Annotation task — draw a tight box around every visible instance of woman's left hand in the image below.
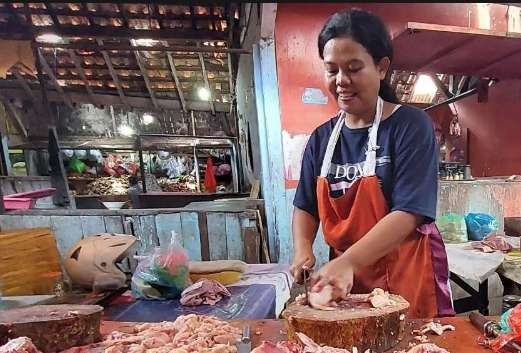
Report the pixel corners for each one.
[309,256,355,301]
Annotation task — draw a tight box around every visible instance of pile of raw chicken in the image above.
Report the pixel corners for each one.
[0,315,241,353]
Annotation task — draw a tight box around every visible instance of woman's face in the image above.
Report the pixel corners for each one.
[322,37,390,116]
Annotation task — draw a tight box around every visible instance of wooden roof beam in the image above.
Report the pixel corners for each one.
[68,49,96,104]
[1,97,28,138]
[13,71,38,105]
[197,47,215,114]
[37,42,250,54]
[166,51,187,112]
[37,50,74,109]
[134,50,159,109]
[13,7,226,21]
[0,86,231,112]
[97,38,127,106]
[32,27,228,41]
[429,74,453,99]
[116,3,129,29]
[45,4,62,32]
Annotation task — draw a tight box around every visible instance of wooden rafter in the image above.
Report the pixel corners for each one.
[81,2,94,27]
[154,4,163,29]
[429,74,453,99]
[68,49,96,104]
[116,3,130,29]
[37,50,73,109]
[13,71,37,104]
[97,38,127,106]
[5,75,230,85]
[45,4,61,31]
[197,45,215,114]
[36,42,250,54]
[0,85,231,112]
[1,97,28,138]
[11,7,226,21]
[166,51,187,112]
[134,50,159,109]
[30,27,228,41]
[456,76,469,95]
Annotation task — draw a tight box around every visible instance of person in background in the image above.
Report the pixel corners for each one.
[128,176,141,209]
[290,8,454,318]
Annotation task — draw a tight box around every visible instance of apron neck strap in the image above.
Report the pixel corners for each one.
[319,97,385,178]
[363,96,384,176]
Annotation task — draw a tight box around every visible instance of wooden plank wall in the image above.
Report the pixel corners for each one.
[0,211,260,263]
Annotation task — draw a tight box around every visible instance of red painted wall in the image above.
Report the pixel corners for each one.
[275,3,517,183]
[454,80,521,176]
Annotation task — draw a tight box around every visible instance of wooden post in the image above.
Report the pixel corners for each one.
[0,103,11,176]
[0,178,4,214]
[32,41,54,127]
[48,127,73,208]
[136,136,147,193]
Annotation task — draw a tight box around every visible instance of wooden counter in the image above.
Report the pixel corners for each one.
[101,317,488,353]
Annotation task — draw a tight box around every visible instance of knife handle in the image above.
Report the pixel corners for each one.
[470,311,490,331]
[242,326,251,342]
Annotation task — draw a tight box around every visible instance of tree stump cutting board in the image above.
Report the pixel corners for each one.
[282,294,409,353]
[0,305,103,353]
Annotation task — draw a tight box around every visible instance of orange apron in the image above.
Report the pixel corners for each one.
[317,97,454,319]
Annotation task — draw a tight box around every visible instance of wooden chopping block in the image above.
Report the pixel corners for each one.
[0,305,103,353]
[282,294,409,353]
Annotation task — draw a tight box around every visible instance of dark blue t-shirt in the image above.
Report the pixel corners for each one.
[293,105,438,223]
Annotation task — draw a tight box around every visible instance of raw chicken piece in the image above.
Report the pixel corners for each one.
[405,343,450,353]
[295,333,350,353]
[308,285,337,311]
[295,293,308,305]
[368,288,395,308]
[180,280,231,306]
[251,341,302,353]
[0,337,42,353]
[416,322,455,336]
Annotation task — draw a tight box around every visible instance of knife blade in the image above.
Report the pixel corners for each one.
[303,268,310,305]
[236,325,251,353]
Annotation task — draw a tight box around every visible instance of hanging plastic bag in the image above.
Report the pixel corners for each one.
[437,213,468,243]
[204,157,217,193]
[131,231,191,300]
[465,213,498,241]
[69,157,87,174]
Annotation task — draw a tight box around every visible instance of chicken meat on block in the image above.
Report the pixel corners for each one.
[299,287,398,311]
[0,338,42,353]
[61,315,241,353]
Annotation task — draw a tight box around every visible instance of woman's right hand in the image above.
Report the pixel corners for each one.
[290,247,316,284]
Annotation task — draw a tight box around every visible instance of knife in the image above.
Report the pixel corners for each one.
[303,268,310,305]
[236,325,251,353]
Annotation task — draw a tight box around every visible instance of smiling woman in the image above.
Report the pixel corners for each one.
[289,8,454,319]
[318,10,399,124]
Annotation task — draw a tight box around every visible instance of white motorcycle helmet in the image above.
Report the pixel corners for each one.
[64,234,137,291]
